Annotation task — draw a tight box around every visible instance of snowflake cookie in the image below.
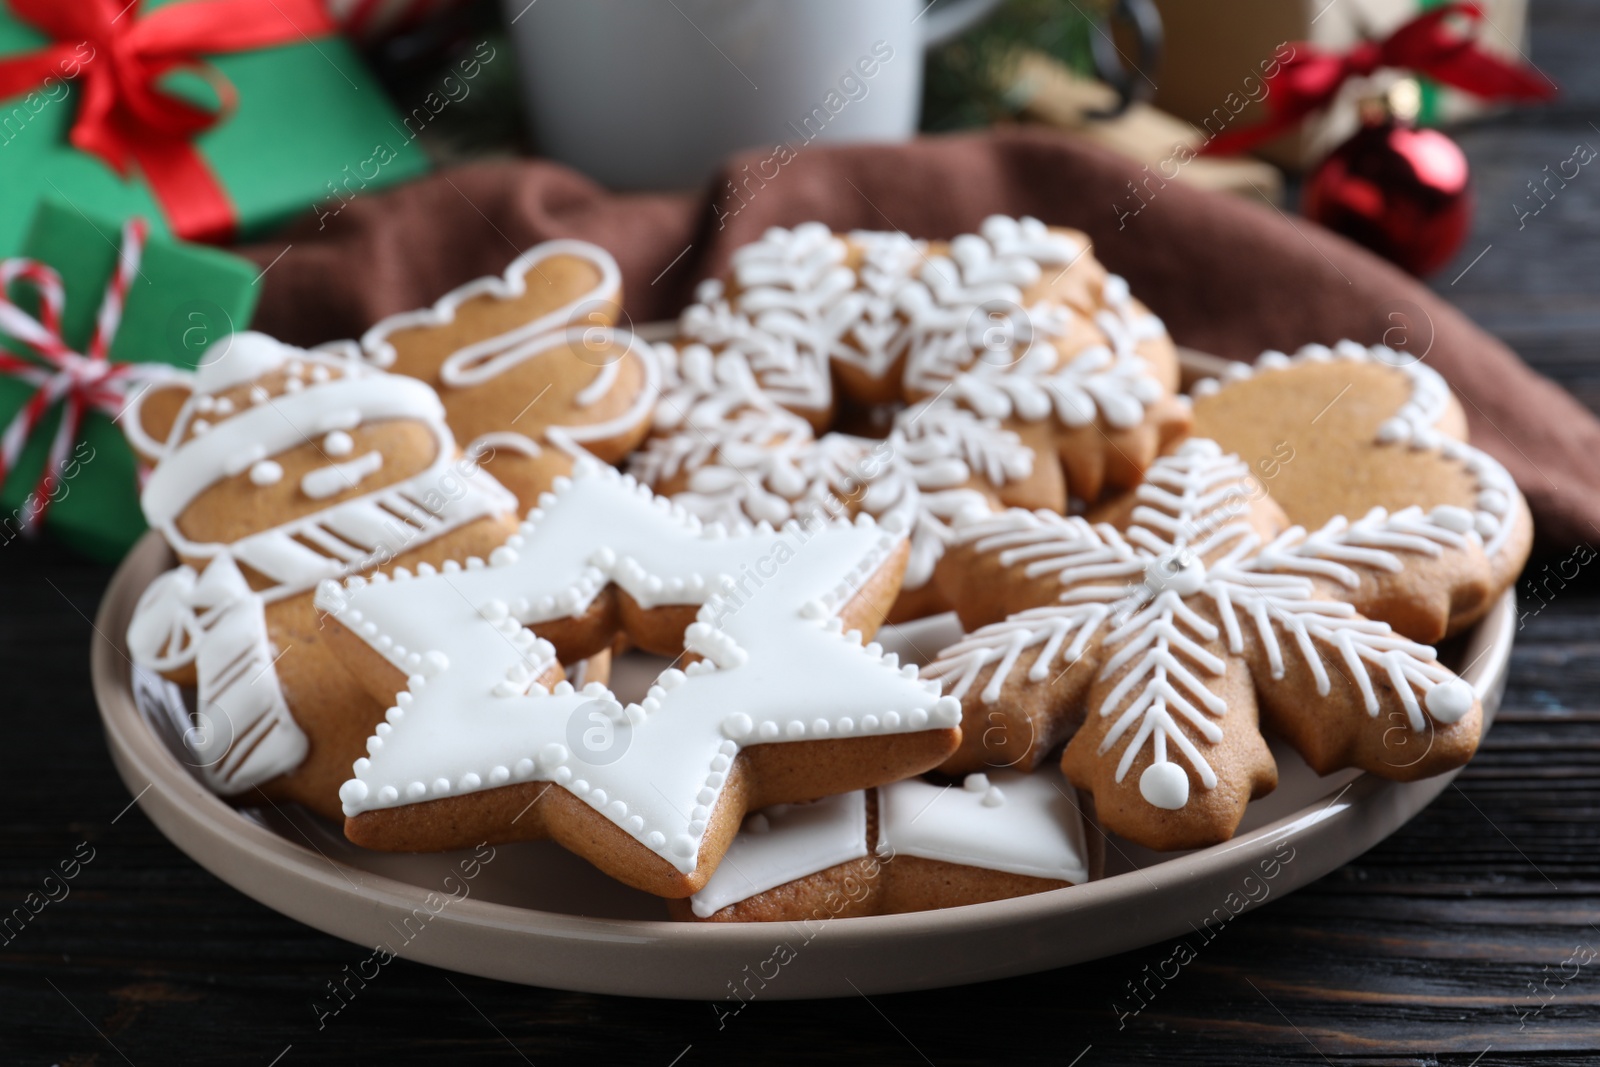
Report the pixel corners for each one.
[314,459,963,897]
[672,768,1097,922]
[330,239,659,514]
[121,333,522,819]
[926,438,1492,850]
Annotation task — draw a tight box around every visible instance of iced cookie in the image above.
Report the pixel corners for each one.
[632,346,1049,620]
[122,333,521,818]
[332,240,659,512]
[315,460,965,897]
[1189,341,1532,639]
[673,768,1097,922]
[640,218,1190,622]
[928,440,1485,851]
[677,216,1189,504]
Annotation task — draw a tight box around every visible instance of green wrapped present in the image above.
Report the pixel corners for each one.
[0,200,259,560]
[0,0,429,255]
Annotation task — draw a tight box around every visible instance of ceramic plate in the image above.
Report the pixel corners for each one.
[92,521,1512,998]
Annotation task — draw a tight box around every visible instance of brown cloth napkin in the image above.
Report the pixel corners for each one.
[242,127,1599,554]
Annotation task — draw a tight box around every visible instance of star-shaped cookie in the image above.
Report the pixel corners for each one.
[316,460,964,897]
[673,767,1097,922]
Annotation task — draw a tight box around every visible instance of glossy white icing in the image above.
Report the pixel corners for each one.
[317,460,961,877]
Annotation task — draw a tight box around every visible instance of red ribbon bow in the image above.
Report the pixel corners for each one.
[0,219,176,531]
[1204,3,1556,157]
[0,0,336,242]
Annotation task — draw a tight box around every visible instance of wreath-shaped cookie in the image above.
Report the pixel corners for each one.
[925,343,1531,850]
[633,217,1191,619]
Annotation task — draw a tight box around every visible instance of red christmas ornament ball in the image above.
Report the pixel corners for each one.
[1303,118,1473,276]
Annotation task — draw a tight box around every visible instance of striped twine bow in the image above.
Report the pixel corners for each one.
[0,218,167,532]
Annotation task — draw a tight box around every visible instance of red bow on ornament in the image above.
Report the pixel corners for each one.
[1203,3,1555,157]
[0,0,336,242]
[0,219,175,530]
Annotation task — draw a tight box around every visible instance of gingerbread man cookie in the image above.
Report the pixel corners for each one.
[122,333,521,818]
[333,240,660,512]
[673,767,1097,922]
[315,459,964,897]
[928,438,1488,850]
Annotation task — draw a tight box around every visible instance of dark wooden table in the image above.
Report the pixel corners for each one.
[7,6,1600,1066]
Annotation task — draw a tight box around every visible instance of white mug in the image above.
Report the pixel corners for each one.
[503,0,1002,190]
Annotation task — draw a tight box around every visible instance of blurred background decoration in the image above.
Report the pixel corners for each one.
[1153,0,1532,169]
[0,0,1554,557]
[323,0,483,47]
[335,0,1545,266]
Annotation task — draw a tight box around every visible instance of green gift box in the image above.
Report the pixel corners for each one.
[0,0,429,256]
[0,200,259,561]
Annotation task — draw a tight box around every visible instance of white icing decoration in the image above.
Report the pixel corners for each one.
[633,349,1034,593]
[248,460,283,486]
[689,767,1090,915]
[942,342,1164,429]
[194,331,303,394]
[355,239,619,373]
[924,440,1476,811]
[876,768,1090,883]
[678,222,845,413]
[443,327,661,457]
[320,461,960,876]
[323,430,354,456]
[1139,760,1189,809]
[126,557,307,794]
[1425,678,1474,724]
[328,238,660,456]
[137,335,515,604]
[675,215,1167,433]
[127,336,522,800]
[300,451,384,500]
[633,216,1177,613]
[646,216,1174,603]
[143,364,438,529]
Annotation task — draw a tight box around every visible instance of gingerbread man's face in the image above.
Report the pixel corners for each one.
[126,332,515,600]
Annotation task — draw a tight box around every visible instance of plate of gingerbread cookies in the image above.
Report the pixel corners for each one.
[91,218,1527,998]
